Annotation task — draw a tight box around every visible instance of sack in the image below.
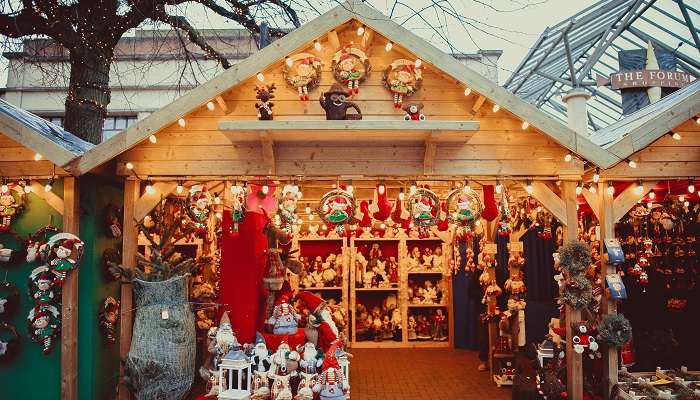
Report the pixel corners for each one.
[125,276,195,400]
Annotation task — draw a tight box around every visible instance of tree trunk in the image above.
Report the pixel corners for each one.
[63,46,113,144]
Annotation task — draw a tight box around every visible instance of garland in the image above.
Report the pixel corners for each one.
[598,314,633,347]
[559,275,593,309]
[558,241,591,276]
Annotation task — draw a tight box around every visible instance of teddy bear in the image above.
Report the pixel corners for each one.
[402,102,426,121]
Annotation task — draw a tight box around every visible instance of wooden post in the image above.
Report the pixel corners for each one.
[598,182,617,399]
[119,179,140,400]
[61,177,80,400]
[561,180,583,400]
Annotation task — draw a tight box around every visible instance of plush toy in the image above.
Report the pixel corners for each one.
[298,342,323,374]
[269,294,300,335]
[571,321,600,359]
[331,43,369,94]
[296,371,319,400]
[252,332,271,373]
[268,341,300,378]
[29,267,56,305]
[98,297,120,346]
[255,84,276,120]
[319,83,362,120]
[0,185,23,231]
[313,341,348,400]
[387,256,399,285]
[402,102,425,120]
[251,370,271,400]
[186,185,212,234]
[27,305,60,354]
[44,234,84,285]
[422,280,438,304]
[270,373,293,400]
[283,53,322,101]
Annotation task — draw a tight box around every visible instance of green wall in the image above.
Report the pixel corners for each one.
[0,180,64,399]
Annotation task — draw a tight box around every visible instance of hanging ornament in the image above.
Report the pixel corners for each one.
[408,188,440,236]
[382,59,423,108]
[277,184,301,236]
[446,187,483,227]
[28,266,57,305]
[0,184,25,232]
[230,185,247,233]
[317,188,356,234]
[98,297,120,346]
[25,225,61,263]
[42,233,84,285]
[254,84,276,120]
[283,53,322,101]
[27,304,60,355]
[187,185,213,235]
[497,190,512,237]
[331,43,370,94]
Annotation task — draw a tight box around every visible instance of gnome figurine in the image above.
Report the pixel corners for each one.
[251,332,271,373]
[313,341,348,400]
[319,83,362,120]
[268,294,300,335]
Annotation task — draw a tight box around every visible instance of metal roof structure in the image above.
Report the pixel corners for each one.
[503,0,700,132]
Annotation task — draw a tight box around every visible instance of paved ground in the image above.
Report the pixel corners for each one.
[348,348,511,400]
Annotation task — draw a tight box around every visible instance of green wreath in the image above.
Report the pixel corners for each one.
[559,275,592,309]
[559,241,591,276]
[598,314,632,347]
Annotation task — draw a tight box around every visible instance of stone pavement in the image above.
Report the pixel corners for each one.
[348,348,511,400]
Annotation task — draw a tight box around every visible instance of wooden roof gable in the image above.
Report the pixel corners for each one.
[71,0,616,176]
[0,98,93,171]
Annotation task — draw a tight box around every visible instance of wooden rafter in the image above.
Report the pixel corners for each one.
[423,131,439,175]
[259,131,276,175]
[517,180,567,225]
[30,181,65,214]
[612,180,659,223]
[360,27,375,51]
[581,187,600,220]
[472,95,486,113]
[215,96,231,114]
[61,177,79,400]
[133,182,177,221]
[328,29,340,50]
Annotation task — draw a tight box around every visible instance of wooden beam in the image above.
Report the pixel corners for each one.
[328,29,341,50]
[597,182,617,399]
[517,181,567,226]
[423,131,438,174]
[61,177,79,400]
[215,96,231,114]
[612,180,659,223]
[0,117,81,167]
[581,187,600,220]
[561,181,578,240]
[30,181,65,214]
[119,179,140,400]
[472,95,486,113]
[259,131,276,175]
[133,182,177,221]
[360,28,375,51]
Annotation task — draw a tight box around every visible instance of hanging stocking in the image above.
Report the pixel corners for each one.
[481,185,499,222]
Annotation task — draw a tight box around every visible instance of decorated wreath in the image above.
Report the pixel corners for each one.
[0,321,19,359]
[0,183,26,232]
[283,52,322,101]
[186,185,213,232]
[28,265,58,305]
[558,240,591,276]
[27,304,60,355]
[408,188,441,237]
[445,188,483,227]
[40,233,84,285]
[331,43,370,94]
[597,313,633,347]
[382,59,423,108]
[559,275,593,309]
[317,188,356,232]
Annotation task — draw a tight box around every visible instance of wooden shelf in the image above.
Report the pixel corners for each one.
[351,340,450,349]
[301,286,343,290]
[355,287,400,292]
[353,237,401,241]
[219,120,480,143]
[407,270,445,275]
[407,303,448,308]
[405,237,444,241]
[298,237,345,241]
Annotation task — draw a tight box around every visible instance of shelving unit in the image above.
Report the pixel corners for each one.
[349,235,453,348]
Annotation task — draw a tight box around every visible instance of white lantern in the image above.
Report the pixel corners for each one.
[217,348,253,399]
[338,350,351,399]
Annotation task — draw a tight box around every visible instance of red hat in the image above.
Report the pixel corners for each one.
[297,291,324,313]
[60,239,78,249]
[322,340,341,370]
[34,308,50,319]
[275,293,290,306]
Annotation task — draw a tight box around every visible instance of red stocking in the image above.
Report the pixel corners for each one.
[482,185,499,222]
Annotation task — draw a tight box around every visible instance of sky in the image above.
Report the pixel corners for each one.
[0,0,600,86]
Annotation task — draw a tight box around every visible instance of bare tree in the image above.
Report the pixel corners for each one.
[0,1,305,144]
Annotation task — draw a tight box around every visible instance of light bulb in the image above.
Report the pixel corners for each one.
[399,191,405,201]
[463,87,472,96]
[475,219,481,226]
[463,184,471,193]
[378,184,385,195]
[207,101,215,111]
[385,41,393,52]
[262,185,269,195]
[176,184,184,194]
[679,195,685,202]
[672,132,681,140]
[297,191,303,200]
[647,202,653,208]
[145,183,155,195]
[314,41,322,51]
[214,194,221,204]
[521,121,529,130]
[689,180,696,193]
[296,219,303,225]
[148,134,157,144]
[44,183,52,192]
[684,200,690,207]
[607,184,615,196]
[492,104,500,113]
[305,206,311,214]
[285,57,293,67]
[23,183,32,193]
[0,184,7,193]
[309,214,314,220]
[216,212,223,219]
[648,191,656,200]
[380,223,386,229]
[525,182,534,194]
[588,185,597,193]
[627,159,637,169]
[634,184,644,196]
[356,25,365,36]
[125,162,134,170]
[256,72,265,82]
[410,184,417,195]
[564,153,573,162]
[696,117,700,125]
[178,118,186,127]
[593,169,600,183]
[414,59,422,68]
[346,184,354,194]
[495,182,503,194]
[34,153,42,161]
[321,224,327,230]
[575,184,582,195]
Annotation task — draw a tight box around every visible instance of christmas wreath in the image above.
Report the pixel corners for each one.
[317,188,356,230]
[597,314,632,347]
[559,275,593,309]
[445,188,483,227]
[558,241,591,276]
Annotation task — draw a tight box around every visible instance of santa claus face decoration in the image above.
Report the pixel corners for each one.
[331,43,370,94]
[317,188,356,233]
[283,53,323,101]
[446,188,483,227]
[408,188,440,227]
[383,59,423,108]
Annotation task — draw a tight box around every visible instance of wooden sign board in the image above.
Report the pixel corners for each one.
[483,243,498,254]
[508,241,523,252]
[597,70,694,90]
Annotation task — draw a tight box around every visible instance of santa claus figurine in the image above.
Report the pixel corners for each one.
[313,340,348,400]
[268,294,300,335]
[298,342,323,374]
[297,291,341,352]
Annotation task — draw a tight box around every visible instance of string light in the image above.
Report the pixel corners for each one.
[385,41,393,52]
[321,224,327,230]
[213,192,221,204]
[696,117,700,125]
[463,180,471,193]
[414,59,422,68]
[521,121,529,130]
[34,153,42,161]
[564,153,573,162]
[525,180,534,195]
[634,180,644,196]
[410,181,417,195]
[309,214,314,221]
[648,191,656,200]
[378,181,386,195]
[285,57,293,67]
[125,162,134,170]
[256,72,265,82]
[145,180,155,195]
[492,104,500,113]
[207,101,215,111]
[627,159,637,169]
[176,182,184,194]
[463,87,472,96]
[607,182,615,196]
[379,223,386,229]
[44,179,54,193]
[305,206,311,214]
[20,181,31,193]
[588,184,597,193]
[262,184,269,195]
[679,195,685,202]
[0,183,7,193]
[592,168,600,183]
[356,25,365,36]
[346,182,354,194]
[399,189,405,201]
[684,200,690,207]
[495,180,503,194]
[177,118,186,127]
[671,132,682,140]
[314,40,322,51]
[689,179,695,194]
[148,134,157,144]
[575,182,582,195]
